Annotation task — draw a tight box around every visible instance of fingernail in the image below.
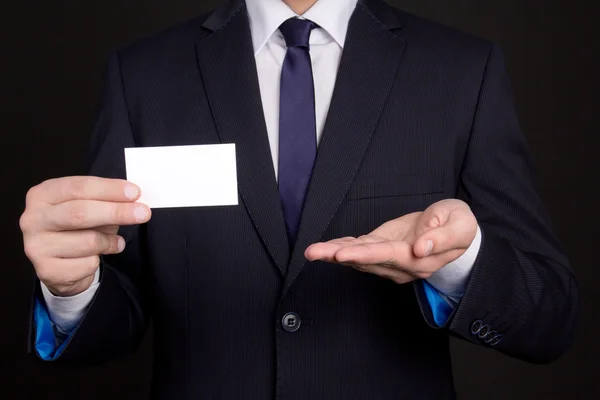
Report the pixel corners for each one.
[124,184,139,200]
[134,206,149,222]
[117,237,126,253]
[424,240,434,256]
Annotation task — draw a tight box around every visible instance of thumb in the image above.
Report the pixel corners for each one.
[413,207,476,258]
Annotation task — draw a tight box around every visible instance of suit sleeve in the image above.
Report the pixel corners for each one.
[415,43,580,364]
[28,52,151,365]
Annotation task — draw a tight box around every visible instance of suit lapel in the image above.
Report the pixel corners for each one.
[196,1,290,276]
[282,0,406,295]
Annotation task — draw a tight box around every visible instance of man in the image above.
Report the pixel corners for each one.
[20,0,579,398]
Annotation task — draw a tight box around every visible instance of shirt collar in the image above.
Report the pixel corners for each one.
[245,0,358,54]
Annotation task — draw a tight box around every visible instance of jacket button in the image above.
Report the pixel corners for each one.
[471,320,483,335]
[282,312,301,333]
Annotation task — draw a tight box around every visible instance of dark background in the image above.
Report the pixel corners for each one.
[2,0,598,398]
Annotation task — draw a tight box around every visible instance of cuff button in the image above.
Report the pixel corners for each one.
[490,334,504,346]
[484,331,498,343]
[471,320,483,335]
[477,324,490,339]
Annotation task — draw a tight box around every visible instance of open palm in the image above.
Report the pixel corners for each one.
[305,199,478,284]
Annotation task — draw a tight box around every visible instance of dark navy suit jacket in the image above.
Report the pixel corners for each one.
[30,0,579,398]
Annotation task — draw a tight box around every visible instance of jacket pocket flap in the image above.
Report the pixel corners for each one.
[347,173,445,200]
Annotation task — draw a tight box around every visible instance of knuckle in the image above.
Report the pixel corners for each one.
[68,203,88,226]
[427,215,442,228]
[19,212,32,232]
[112,203,122,223]
[87,255,101,271]
[86,232,105,253]
[113,203,128,224]
[35,264,57,285]
[108,236,120,253]
[23,238,40,260]
[67,177,88,199]
[25,184,44,205]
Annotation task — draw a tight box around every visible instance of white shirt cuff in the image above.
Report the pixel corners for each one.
[425,225,482,301]
[40,268,101,333]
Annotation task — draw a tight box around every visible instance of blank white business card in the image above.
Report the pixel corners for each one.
[125,144,238,209]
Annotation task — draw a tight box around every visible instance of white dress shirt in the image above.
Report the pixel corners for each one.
[42,0,482,333]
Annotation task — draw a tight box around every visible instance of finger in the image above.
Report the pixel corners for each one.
[33,231,125,258]
[413,201,452,238]
[35,256,101,289]
[329,237,358,243]
[43,200,151,231]
[369,212,422,241]
[334,240,414,266]
[306,234,393,261]
[28,176,141,206]
[340,249,464,280]
[413,208,476,258]
[305,241,349,261]
[95,225,120,235]
[351,263,416,285]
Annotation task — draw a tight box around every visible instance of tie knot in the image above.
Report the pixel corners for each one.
[279,18,316,49]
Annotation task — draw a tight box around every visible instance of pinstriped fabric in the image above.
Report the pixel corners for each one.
[282,4,407,297]
[29,0,578,399]
[197,1,292,276]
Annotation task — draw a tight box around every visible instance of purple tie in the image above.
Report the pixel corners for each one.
[278,18,317,246]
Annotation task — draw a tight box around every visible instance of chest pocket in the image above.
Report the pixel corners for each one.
[347,173,445,200]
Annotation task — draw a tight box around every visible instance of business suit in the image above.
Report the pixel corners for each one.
[29,0,579,398]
